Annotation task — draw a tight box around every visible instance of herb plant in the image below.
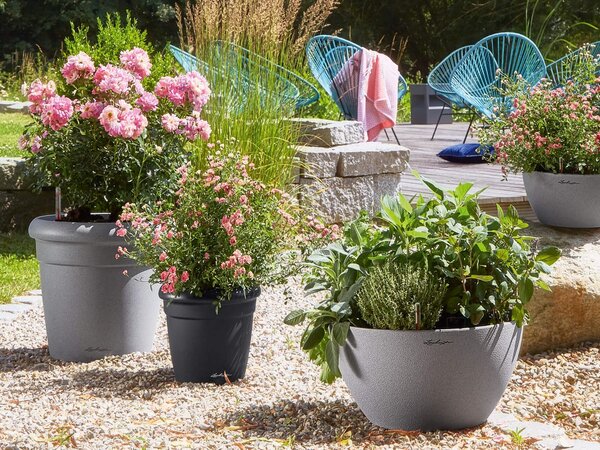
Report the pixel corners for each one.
[356,260,446,331]
[285,177,561,383]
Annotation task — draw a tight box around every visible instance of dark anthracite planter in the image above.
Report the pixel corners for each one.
[28,215,160,362]
[339,322,523,431]
[160,287,259,383]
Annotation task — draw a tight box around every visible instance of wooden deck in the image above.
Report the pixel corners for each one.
[380,122,537,221]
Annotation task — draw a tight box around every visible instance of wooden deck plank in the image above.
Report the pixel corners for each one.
[378,122,538,221]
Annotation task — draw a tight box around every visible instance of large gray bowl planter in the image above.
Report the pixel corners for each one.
[339,323,522,431]
[523,172,600,228]
[29,215,160,362]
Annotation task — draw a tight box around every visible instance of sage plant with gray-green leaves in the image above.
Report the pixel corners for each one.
[285,176,561,383]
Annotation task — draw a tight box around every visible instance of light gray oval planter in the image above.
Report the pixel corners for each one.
[523,172,600,228]
[29,215,160,362]
[340,322,522,431]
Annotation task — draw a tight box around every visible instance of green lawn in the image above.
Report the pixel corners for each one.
[0,233,39,304]
[0,113,31,158]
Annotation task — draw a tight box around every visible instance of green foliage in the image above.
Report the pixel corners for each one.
[22,18,198,219]
[63,12,175,87]
[356,260,446,330]
[0,233,39,304]
[188,43,301,188]
[0,113,31,157]
[285,177,561,383]
[121,151,321,302]
[478,51,600,175]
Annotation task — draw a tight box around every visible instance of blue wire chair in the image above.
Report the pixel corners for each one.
[546,41,600,88]
[305,35,408,143]
[450,32,547,119]
[169,43,320,112]
[427,45,475,142]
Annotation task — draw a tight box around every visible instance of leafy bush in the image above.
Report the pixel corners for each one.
[21,46,209,220]
[63,12,175,87]
[479,48,600,176]
[356,260,446,330]
[285,177,561,383]
[120,150,339,303]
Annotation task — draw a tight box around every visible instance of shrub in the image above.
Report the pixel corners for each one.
[119,150,339,303]
[21,46,210,220]
[478,47,600,176]
[285,177,561,383]
[356,260,446,330]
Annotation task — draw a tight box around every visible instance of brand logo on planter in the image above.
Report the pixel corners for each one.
[85,347,110,352]
[424,339,453,346]
[558,179,580,185]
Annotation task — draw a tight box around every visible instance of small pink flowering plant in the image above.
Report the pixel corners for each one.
[117,150,339,302]
[21,47,211,221]
[479,49,600,176]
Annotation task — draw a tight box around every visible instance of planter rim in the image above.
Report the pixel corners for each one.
[160,286,261,304]
[349,321,518,334]
[524,171,600,177]
[29,214,122,244]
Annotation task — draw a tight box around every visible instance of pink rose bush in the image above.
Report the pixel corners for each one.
[21,47,212,220]
[479,49,600,176]
[118,150,338,302]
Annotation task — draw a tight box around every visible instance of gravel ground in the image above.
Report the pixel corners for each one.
[0,277,598,449]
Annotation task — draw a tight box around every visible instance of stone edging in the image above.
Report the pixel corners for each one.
[0,100,31,113]
[0,290,43,322]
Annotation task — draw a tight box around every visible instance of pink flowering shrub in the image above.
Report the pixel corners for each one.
[21,46,212,220]
[118,150,338,302]
[479,50,600,176]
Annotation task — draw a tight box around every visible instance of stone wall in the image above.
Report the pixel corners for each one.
[521,223,600,355]
[0,157,54,232]
[292,119,410,223]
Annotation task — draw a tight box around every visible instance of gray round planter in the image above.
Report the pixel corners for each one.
[523,172,600,228]
[340,322,523,431]
[29,215,160,362]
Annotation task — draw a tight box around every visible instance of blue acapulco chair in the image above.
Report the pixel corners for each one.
[305,35,408,144]
[427,45,476,143]
[169,43,319,112]
[450,32,547,119]
[546,41,600,88]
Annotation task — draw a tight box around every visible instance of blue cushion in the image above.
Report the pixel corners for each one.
[437,143,493,164]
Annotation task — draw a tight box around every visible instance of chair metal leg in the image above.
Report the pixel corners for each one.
[431,102,446,141]
[463,113,475,144]
[390,127,400,145]
[384,129,390,141]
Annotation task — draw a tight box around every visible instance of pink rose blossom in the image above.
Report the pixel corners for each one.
[80,101,105,119]
[161,113,181,132]
[136,92,158,112]
[181,271,189,282]
[99,106,122,137]
[116,228,127,237]
[159,251,167,262]
[30,136,43,154]
[27,80,56,114]
[120,47,152,79]
[93,64,134,95]
[61,52,95,84]
[41,95,73,131]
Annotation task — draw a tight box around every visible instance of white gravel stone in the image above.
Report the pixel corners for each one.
[0,277,598,448]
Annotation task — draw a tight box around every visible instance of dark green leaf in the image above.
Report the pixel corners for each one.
[283,310,306,326]
[535,246,561,266]
[518,278,534,303]
[326,339,341,377]
[302,326,325,350]
[332,322,350,346]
